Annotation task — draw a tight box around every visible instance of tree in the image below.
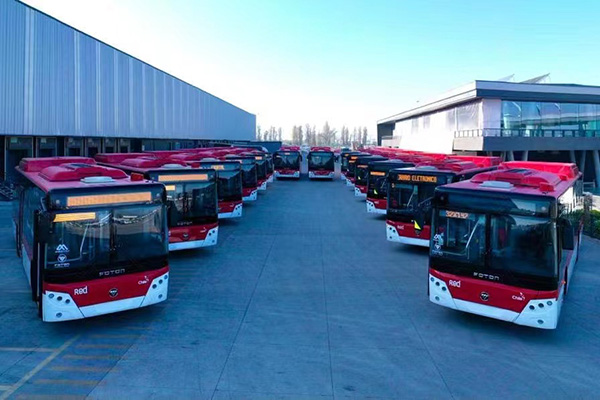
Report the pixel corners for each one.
[318,121,337,146]
[361,127,368,146]
[256,125,262,141]
[277,127,283,142]
[340,126,350,146]
[298,125,304,145]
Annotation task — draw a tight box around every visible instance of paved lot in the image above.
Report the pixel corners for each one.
[1,174,600,399]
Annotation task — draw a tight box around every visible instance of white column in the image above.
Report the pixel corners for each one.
[569,150,576,164]
[507,151,515,161]
[521,151,528,161]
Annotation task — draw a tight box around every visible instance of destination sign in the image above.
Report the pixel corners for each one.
[158,174,209,182]
[445,211,470,219]
[370,171,386,177]
[396,174,438,183]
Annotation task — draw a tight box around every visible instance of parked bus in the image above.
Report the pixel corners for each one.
[243,153,269,190]
[224,155,259,201]
[166,153,244,219]
[353,155,388,198]
[307,147,335,179]
[14,157,169,322]
[345,153,370,187]
[386,156,500,246]
[365,160,415,214]
[428,161,583,329]
[273,146,302,179]
[95,155,219,251]
[340,151,360,182]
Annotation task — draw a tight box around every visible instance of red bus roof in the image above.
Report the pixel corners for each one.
[448,161,580,197]
[95,153,152,163]
[16,157,157,193]
[447,155,502,168]
[278,146,301,151]
[415,159,486,173]
[310,146,332,152]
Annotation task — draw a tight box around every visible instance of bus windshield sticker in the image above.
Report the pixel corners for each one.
[57,253,67,263]
[446,211,470,219]
[397,174,438,183]
[55,244,69,254]
[432,232,444,255]
[212,165,225,170]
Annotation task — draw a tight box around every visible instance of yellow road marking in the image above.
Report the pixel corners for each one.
[0,347,56,352]
[33,379,98,386]
[0,335,80,400]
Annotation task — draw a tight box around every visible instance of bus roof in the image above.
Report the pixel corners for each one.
[310,146,332,152]
[368,160,415,170]
[440,161,581,198]
[16,157,157,193]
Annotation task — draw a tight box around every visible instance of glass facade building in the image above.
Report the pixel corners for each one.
[501,101,600,137]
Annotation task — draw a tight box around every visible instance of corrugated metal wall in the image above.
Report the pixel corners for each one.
[0,0,256,140]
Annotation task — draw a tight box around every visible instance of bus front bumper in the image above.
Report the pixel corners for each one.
[42,268,169,322]
[428,273,560,329]
[275,171,300,179]
[386,221,429,247]
[309,171,334,179]
[354,186,367,198]
[169,224,219,251]
[366,198,387,214]
[218,201,243,219]
[243,188,258,201]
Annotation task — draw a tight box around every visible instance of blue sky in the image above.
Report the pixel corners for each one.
[23,0,600,139]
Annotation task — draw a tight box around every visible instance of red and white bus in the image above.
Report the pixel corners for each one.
[365,160,415,214]
[386,156,500,246]
[242,152,269,190]
[428,161,583,329]
[353,155,388,198]
[224,155,259,201]
[307,147,335,179]
[340,150,361,182]
[345,152,370,187]
[165,152,244,219]
[273,146,302,179]
[95,154,219,251]
[14,157,169,322]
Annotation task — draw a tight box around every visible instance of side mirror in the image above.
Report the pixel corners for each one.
[561,218,575,250]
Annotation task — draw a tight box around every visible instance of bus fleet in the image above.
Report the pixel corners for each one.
[11,145,585,329]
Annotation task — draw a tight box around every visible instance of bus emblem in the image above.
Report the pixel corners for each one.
[480,292,490,302]
[109,288,118,298]
[57,254,67,263]
[55,244,69,253]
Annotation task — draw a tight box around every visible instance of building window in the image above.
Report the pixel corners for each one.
[501,100,600,137]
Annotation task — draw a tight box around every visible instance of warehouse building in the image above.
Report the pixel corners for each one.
[377,79,600,186]
[0,0,256,183]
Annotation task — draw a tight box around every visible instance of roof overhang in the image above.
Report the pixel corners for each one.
[378,80,600,125]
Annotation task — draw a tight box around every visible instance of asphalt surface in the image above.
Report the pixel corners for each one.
[1,172,600,399]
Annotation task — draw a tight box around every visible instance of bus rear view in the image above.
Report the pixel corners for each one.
[428,161,583,329]
[14,157,169,322]
[307,147,335,179]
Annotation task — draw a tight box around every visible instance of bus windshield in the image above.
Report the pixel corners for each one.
[241,164,258,187]
[367,172,388,198]
[274,153,300,169]
[45,204,167,281]
[217,171,242,201]
[388,182,437,222]
[430,209,557,290]
[166,182,217,225]
[309,153,334,170]
[355,166,369,185]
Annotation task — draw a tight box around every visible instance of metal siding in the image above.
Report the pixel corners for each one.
[0,0,255,140]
